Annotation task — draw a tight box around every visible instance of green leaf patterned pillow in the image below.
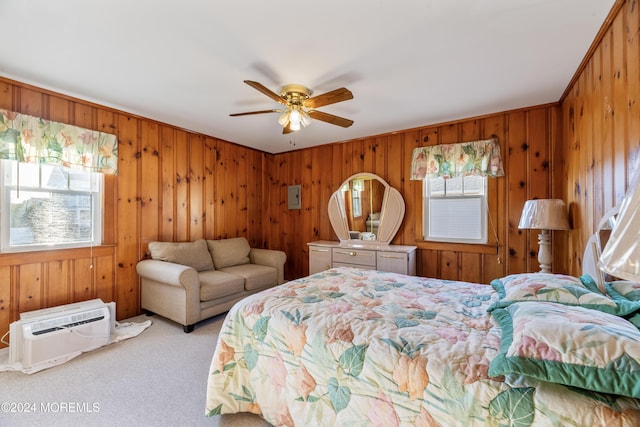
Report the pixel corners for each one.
[603,280,640,301]
[489,301,640,399]
[580,275,640,316]
[488,273,640,316]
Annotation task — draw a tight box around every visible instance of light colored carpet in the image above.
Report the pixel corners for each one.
[0,313,272,427]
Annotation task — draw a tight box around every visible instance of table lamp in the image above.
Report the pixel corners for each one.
[518,199,571,273]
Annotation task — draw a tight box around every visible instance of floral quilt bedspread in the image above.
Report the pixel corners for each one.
[206,267,640,426]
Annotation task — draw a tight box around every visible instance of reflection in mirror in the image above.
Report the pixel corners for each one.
[328,172,405,246]
[341,177,385,236]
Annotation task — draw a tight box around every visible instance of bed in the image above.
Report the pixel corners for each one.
[205,266,640,426]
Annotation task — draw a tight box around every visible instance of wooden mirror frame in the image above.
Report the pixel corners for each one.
[328,173,405,245]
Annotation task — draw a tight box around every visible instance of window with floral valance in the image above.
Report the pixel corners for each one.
[410,137,504,180]
[0,108,118,175]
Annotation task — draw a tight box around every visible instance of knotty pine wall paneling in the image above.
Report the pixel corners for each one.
[266,104,560,281]
[175,129,190,242]
[115,113,141,320]
[397,132,418,249]
[458,120,483,283]
[481,114,508,282]
[160,125,176,240]
[140,121,161,245]
[560,0,640,277]
[0,77,268,346]
[505,111,529,274]
[0,266,9,343]
[628,0,640,183]
[46,260,71,309]
[189,134,205,241]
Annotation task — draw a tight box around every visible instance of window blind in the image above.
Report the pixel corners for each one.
[426,196,487,243]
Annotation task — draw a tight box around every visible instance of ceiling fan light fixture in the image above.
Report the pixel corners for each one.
[289,120,302,132]
[300,110,312,127]
[289,108,302,125]
[278,110,290,127]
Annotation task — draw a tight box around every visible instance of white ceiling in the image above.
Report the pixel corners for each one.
[0,0,615,154]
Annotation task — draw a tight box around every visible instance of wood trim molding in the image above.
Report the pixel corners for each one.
[416,240,499,255]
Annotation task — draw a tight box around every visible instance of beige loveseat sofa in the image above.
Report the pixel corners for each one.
[136,237,286,332]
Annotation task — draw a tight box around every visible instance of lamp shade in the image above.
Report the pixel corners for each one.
[518,199,571,230]
[599,168,640,281]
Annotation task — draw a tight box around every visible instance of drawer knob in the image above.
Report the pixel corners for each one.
[349,251,356,256]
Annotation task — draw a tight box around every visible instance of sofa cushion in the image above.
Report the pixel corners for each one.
[148,239,214,272]
[207,237,251,269]
[198,270,244,301]
[218,264,278,291]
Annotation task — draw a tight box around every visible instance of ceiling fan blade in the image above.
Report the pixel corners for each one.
[303,87,353,109]
[282,122,293,134]
[244,80,288,105]
[308,110,354,128]
[230,109,280,117]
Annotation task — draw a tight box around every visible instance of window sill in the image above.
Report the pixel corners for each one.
[0,244,116,266]
[416,240,499,255]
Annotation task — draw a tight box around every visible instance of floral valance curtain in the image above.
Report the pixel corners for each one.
[410,137,504,180]
[0,108,118,174]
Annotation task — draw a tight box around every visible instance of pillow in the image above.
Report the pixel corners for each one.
[488,273,627,315]
[605,280,640,301]
[207,237,251,269]
[606,281,640,329]
[148,239,214,272]
[489,301,640,399]
[580,275,640,316]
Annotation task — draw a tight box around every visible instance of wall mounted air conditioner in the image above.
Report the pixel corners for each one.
[8,298,114,371]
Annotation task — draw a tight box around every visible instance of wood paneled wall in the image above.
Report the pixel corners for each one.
[0,78,267,344]
[265,104,562,281]
[560,0,640,277]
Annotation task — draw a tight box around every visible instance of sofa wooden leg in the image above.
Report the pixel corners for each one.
[183,324,194,333]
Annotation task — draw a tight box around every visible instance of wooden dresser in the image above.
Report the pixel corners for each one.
[307,240,416,276]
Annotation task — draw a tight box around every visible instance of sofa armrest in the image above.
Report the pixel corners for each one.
[136,259,200,291]
[136,259,202,328]
[250,248,287,284]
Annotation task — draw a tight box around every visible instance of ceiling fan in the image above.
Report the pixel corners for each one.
[230,80,354,134]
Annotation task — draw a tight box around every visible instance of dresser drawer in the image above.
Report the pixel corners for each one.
[377,251,409,275]
[332,248,376,267]
[332,262,376,271]
[308,246,332,275]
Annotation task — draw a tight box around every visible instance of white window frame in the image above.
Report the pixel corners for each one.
[0,160,103,253]
[423,175,488,244]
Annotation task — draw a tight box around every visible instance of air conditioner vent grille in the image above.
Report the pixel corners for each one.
[30,309,107,335]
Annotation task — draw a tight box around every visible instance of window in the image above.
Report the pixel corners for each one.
[423,175,487,244]
[0,160,103,252]
[351,179,364,218]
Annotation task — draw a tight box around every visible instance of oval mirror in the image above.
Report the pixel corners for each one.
[328,173,405,245]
